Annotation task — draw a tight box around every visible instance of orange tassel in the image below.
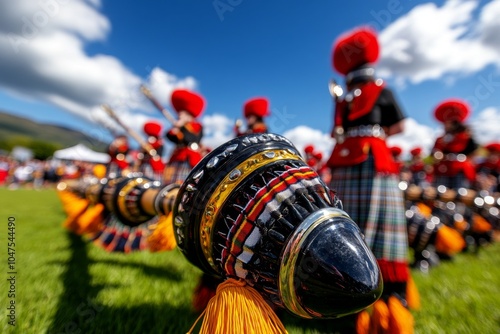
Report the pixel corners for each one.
[75,203,105,235]
[93,164,107,179]
[406,275,420,310]
[370,300,389,334]
[387,296,414,334]
[188,278,287,334]
[356,310,371,334]
[454,218,468,233]
[62,200,89,232]
[415,202,432,218]
[471,213,492,234]
[435,225,466,255]
[58,190,87,216]
[147,213,177,252]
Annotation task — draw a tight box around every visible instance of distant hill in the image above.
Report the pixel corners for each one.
[0,111,107,152]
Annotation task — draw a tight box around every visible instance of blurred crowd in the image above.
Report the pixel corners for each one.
[0,155,98,190]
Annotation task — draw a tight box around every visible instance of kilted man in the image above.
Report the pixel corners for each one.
[139,120,165,182]
[476,143,500,193]
[431,99,478,190]
[326,26,416,332]
[408,147,432,187]
[163,89,205,185]
[107,134,130,178]
[234,97,270,136]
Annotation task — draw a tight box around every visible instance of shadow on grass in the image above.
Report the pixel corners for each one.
[46,258,184,283]
[47,232,104,334]
[60,303,198,334]
[47,232,198,334]
[95,259,184,282]
[281,311,357,334]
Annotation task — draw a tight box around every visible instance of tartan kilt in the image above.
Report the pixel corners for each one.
[163,161,193,185]
[106,162,123,178]
[433,172,471,190]
[140,164,163,183]
[330,154,408,262]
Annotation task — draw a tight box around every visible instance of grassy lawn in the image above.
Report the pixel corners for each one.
[0,187,498,333]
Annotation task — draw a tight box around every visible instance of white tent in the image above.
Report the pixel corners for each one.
[54,144,110,163]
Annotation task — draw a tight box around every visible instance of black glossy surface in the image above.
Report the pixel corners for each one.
[293,218,382,318]
[173,133,301,277]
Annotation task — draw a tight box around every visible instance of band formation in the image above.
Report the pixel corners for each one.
[25,26,498,333]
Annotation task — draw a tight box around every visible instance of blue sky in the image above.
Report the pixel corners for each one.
[0,0,499,157]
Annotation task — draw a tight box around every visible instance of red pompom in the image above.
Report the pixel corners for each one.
[484,143,500,153]
[143,121,162,137]
[171,89,205,117]
[390,146,402,157]
[332,27,380,75]
[410,147,422,157]
[243,97,270,118]
[434,99,470,123]
[304,145,315,154]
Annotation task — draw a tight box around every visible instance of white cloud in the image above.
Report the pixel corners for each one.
[201,113,235,150]
[387,118,438,159]
[378,0,500,84]
[478,0,500,49]
[282,126,335,161]
[0,0,195,136]
[144,67,198,109]
[469,107,500,145]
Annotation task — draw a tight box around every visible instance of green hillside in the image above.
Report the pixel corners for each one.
[0,111,107,157]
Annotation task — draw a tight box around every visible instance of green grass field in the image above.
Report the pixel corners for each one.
[0,188,498,334]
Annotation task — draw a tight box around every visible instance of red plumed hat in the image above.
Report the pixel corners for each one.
[484,143,500,153]
[304,145,315,154]
[434,99,470,123]
[243,97,270,118]
[390,146,402,157]
[171,89,205,118]
[410,147,422,157]
[143,121,162,137]
[332,27,380,75]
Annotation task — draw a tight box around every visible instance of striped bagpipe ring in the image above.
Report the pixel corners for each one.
[100,175,161,227]
[91,174,162,252]
[406,206,439,253]
[174,133,383,319]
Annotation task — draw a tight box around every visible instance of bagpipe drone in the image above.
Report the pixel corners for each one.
[60,133,383,333]
[402,182,498,271]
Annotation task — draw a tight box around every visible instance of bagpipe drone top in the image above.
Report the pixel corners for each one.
[173,133,383,319]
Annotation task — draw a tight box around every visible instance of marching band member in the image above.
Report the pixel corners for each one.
[476,142,500,193]
[304,144,329,182]
[431,99,478,190]
[139,120,165,181]
[326,26,416,333]
[106,134,130,178]
[234,97,270,136]
[163,89,205,185]
[408,147,432,187]
[389,145,404,177]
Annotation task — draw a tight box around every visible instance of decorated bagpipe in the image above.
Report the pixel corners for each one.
[60,133,384,333]
[401,181,498,271]
[57,169,179,253]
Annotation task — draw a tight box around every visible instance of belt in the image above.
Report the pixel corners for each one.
[177,143,200,151]
[443,153,467,162]
[345,125,385,138]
